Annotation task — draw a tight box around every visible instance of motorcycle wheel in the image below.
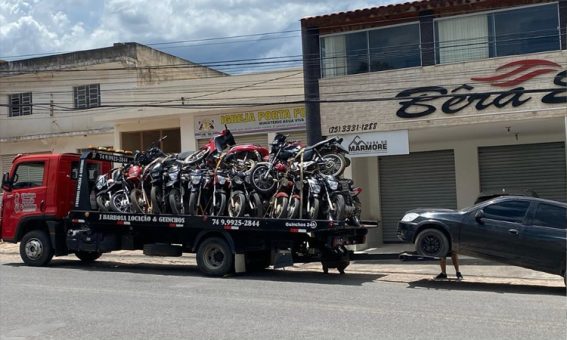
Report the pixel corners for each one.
[306,198,320,219]
[287,197,300,219]
[329,195,345,221]
[228,192,246,217]
[271,196,288,218]
[168,188,185,215]
[233,151,258,172]
[110,190,131,213]
[320,153,348,177]
[185,149,209,165]
[210,192,227,216]
[150,186,164,214]
[250,192,264,218]
[188,191,199,215]
[96,194,110,212]
[130,188,146,213]
[250,163,276,195]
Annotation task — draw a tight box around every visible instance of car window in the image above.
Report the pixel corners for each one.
[532,203,566,230]
[483,200,530,223]
[12,162,45,189]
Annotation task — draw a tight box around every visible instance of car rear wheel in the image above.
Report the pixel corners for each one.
[415,228,450,258]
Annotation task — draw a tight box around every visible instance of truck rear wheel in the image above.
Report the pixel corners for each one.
[196,237,233,276]
[20,230,54,267]
[75,251,102,263]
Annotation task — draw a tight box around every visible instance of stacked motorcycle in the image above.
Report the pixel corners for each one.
[92,126,362,225]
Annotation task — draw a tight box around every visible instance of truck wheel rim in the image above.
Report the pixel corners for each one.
[204,245,225,268]
[25,238,43,260]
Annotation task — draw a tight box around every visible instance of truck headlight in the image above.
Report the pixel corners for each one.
[401,212,419,222]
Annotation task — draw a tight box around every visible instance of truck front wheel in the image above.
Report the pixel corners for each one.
[20,230,54,267]
[196,237,233,276]
[75,251,102,263]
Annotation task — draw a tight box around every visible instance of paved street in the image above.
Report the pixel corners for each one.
[0,250,565,339]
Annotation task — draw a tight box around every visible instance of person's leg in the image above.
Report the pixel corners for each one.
[450,252,459,273]
[440,257,447,274]
[451,252,463,279]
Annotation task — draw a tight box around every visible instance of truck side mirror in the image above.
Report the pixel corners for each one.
[2,172,12,192]
[475,209,485,224]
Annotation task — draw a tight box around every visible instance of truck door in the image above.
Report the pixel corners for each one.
[1,160,48,241]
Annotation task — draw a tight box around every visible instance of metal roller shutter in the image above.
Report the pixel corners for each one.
[379,150,457,242]
[479,142,566,202]
[198,134,269,149]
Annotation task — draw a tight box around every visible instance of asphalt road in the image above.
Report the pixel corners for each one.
[0,258,565,340]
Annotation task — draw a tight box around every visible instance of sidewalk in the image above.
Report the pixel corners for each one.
[1,242,564,287]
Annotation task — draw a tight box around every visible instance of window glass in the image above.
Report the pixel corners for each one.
[321,35,346,77]
[483,200,530,223]
[532,203,566,230]
[435,4,560,63]
[494,4,560,57]
[345,31,368,75]
[436,15,489,64]
[13,162,44,189]
[369,24,421,71]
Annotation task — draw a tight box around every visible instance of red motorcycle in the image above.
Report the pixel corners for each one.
[185,125,268,171]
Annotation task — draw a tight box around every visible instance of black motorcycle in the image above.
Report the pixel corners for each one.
[228,170,264,217]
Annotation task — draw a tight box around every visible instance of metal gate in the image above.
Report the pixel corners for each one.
[378,150,457,242]
[478,142,566,202]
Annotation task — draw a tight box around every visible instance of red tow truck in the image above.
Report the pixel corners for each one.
[0,150,367,276]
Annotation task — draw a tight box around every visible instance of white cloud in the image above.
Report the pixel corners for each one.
[0,0,401,72]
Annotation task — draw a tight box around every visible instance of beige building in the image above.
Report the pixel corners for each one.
[1,43,307,177]
[301,0,567,243]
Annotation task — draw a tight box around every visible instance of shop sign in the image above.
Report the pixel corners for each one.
[396,59,566,118]
[339,130,409,158]
[195,107,306,138]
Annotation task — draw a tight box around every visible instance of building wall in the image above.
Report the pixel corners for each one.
[319,51,567,135]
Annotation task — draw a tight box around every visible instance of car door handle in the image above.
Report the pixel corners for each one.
[508,229,519,235]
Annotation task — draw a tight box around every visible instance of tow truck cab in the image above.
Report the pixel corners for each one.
[1,153,107,242]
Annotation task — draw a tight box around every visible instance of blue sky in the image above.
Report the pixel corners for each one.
[0,0,400,73]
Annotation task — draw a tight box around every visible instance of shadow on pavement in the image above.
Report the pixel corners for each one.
[3,259,384,286]
[406,278,566,296]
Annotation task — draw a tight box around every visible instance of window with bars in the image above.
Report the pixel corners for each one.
[8,92,32,117]
[74,84,101,109]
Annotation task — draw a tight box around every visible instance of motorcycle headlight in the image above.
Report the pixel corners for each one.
[191,175,202,185]
[217,176,227,185]
[95,176,106,190]
[401,212,420,222]
[309,180,321,194]
[168,172,178,181]
[326,177,338,190]
[233,176,243,185]
[168,165,179,173]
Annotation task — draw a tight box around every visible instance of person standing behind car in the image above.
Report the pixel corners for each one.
[435,250,463,280]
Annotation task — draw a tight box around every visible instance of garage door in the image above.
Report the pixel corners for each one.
[479,142,566,202]
[379,150,457,242]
